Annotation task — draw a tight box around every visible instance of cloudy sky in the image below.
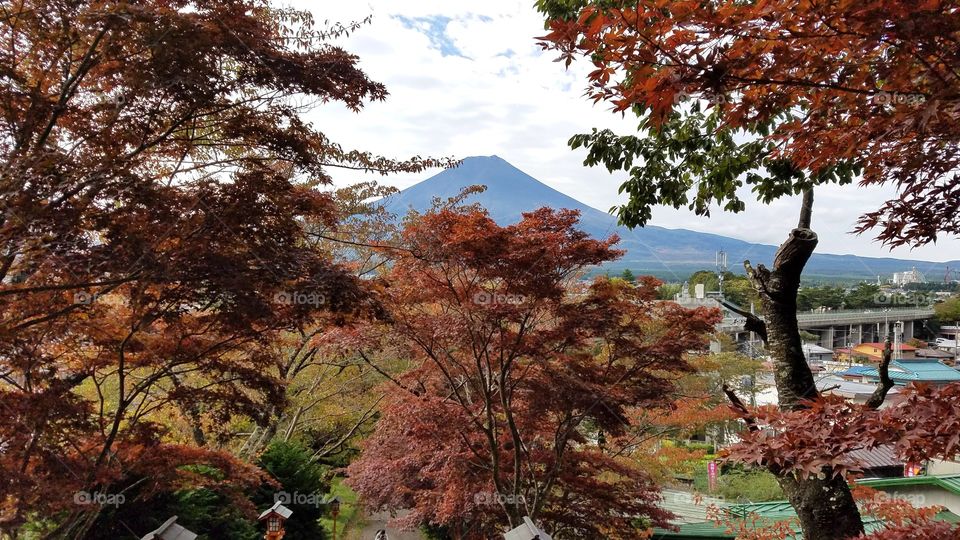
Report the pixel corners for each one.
[289,0,960,262]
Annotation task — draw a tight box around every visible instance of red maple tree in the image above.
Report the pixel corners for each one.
[537,0,960,246]
[345,205,719,538]
[0,1,448,537]
[537,2,960,537]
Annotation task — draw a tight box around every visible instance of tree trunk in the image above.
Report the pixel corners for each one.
[743,191,865,539]
[170,373,207,447]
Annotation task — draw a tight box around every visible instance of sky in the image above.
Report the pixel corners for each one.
[287,0,960,262]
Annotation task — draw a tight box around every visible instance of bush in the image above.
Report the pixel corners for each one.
[675,440,716,454]
[716,470,784,502]
[81,479,260,540]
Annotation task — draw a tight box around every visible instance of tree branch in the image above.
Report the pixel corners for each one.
[357,350,420,396]
[722,384,759,432]
[798,188,814,229]
[719,299,768,343]
[864,333,895,409]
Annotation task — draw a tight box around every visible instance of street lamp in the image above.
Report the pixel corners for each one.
[328,496,342,540]
[257,502,292,540]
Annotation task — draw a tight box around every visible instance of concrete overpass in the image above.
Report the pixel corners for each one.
[723,307,935,348]
[680,298,935,349]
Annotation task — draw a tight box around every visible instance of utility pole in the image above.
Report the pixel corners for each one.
[894,321,904,361]
[716,250,728,298]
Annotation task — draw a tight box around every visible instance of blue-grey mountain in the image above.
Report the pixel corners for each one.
[381,156,957,281]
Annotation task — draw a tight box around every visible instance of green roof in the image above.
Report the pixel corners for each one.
[652,499,960,539]
[857,474,960,496]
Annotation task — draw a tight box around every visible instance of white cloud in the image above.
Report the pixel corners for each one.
[284,0,960,262]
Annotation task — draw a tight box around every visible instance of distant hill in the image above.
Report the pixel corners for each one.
[381,156,958,282]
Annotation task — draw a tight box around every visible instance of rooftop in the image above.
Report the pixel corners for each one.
[915,348,955,359]
[840,366,875,376]
[846,445,904,472]
[802,343,834,355]
[858,342,916,351]
[857,474,960,496]
[258,501,293,521]
[139,517,197,540]
[660,490,727,524]
[843,361,960,383]
[817,376,901,400]
[652,500,960,538]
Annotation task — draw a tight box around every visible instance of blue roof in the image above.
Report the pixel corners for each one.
[854,361,960,383]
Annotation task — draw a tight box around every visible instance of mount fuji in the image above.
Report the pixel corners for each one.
[381,156,956,281]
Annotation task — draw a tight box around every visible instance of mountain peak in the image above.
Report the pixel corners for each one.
[383,156,585,223]
[445,155,528,185]
[381,157,957,280]
[461,154,506,163]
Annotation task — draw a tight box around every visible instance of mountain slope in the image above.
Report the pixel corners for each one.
[381,156,957,281]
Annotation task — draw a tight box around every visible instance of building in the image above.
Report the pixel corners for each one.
[802,343,833,372]
[818,375,901,406]
[892,267,926,286]
[940,325,960,341]
[916,347,955,364]
[839,342,917,362]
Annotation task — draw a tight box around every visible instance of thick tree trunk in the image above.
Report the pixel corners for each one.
[743,191,865,539]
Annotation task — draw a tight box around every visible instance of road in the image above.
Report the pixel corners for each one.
[353,511,425,540]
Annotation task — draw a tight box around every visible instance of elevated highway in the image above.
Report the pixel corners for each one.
[680,298,934,348]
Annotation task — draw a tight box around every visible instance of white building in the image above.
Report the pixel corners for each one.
[892,267,926,286]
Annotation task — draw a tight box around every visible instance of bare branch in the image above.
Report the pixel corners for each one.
[357,350,420,396]
[864,333,896,409]
[798,188,814,229]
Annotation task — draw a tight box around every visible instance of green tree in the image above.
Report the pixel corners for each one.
[620,268,636,282]
[716,469,785,503]
[797,286,846,311]
[688,270,719,293]
[255,441,330,540]
[686,270,758,307]
[723,278,760,309]
[845,283,883,310]
[657,283,681,300]
[84,466,261,540]
[935,296,960,325]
